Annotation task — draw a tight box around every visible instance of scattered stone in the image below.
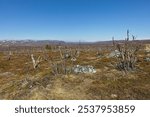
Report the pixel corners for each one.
[108,50,121,58]
[144,57,150,62]
[72,65,96,74]
[64,53,70,59]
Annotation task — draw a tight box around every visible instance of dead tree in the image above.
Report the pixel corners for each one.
[42,46,80,75]
[52,47,80,75]
[58,47,79,60]
[112,30,141,73]
[6,46,12,60]
[8,51,12,60]
[31,54,42,69]
[59,47,79,62]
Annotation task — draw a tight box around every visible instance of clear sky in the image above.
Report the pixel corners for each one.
[0,0,150,42]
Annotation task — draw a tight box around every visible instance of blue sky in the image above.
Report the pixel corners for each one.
[0,0,150,42]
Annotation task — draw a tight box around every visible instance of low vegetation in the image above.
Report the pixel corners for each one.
[0,31,150,100]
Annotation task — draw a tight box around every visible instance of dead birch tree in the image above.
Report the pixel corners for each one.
[113,30,141,73]
[31,54,42,69]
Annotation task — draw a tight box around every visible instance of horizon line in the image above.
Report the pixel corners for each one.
[0,38,150,43]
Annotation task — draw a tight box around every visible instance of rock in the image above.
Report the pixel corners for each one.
[144,57,150,62]
[108,50,121,58]
[72,65,96,74]
[64,53,70,59]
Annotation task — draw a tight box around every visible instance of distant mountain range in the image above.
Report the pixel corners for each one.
[0,40,65,46]
[0,39,150,46]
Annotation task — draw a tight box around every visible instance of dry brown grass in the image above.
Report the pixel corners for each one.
[0,46,150,100]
